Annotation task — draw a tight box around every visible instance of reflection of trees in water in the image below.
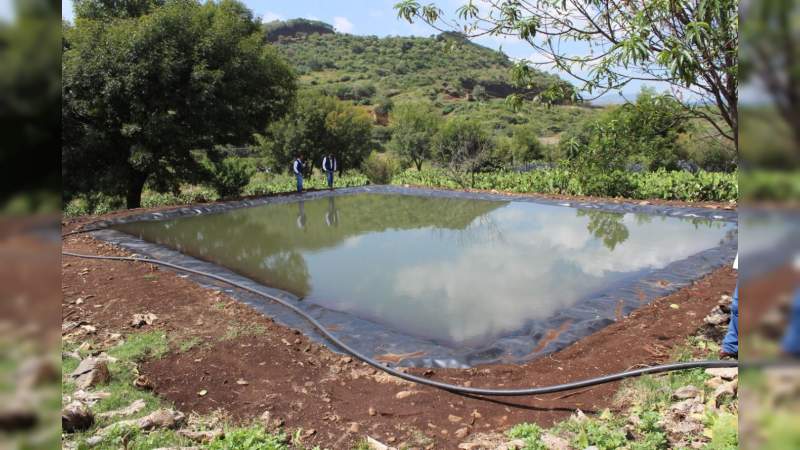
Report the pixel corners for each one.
[576,209,630,251]
[117,194,504,297]
[433,212,507,247]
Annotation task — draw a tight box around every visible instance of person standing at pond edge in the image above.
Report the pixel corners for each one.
[720,254,738,359]
[322,153,337,189]
[293,154,305,193]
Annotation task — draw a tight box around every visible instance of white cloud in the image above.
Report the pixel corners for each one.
[262,11,284,23]
[332,16,354,33]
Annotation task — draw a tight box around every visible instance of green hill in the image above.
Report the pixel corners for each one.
[266,22,571,105]
[264,20,596,142]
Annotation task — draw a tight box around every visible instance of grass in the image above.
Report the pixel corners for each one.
[61,331,322,450]
[504,333,738,450]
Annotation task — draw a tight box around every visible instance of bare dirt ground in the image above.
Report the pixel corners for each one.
[61,193,737,449]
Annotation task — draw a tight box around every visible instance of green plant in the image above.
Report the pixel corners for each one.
[207,157,256,198]
[562,411,626,450]
[207,426,289,450]
[362,152,400,184]
[506,423,547,450]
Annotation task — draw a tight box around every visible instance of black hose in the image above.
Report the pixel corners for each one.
[61,250,737,396]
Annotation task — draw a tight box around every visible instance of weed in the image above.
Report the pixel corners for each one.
[223,322,268,341]
[108,331,169,362]
[176,336,203,353]
[506,422,547,449]
[207,425,290,450]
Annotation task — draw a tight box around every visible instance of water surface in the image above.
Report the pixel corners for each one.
[115,194,733,347]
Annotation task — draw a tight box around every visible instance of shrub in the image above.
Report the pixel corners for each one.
[361,152,400,184]
[392,168,737,202]
[207,158,256,198]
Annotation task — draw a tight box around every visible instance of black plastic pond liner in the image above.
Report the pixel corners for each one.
[75,186,738,369]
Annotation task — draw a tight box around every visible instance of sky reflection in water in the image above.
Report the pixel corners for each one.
[115,194,733,346]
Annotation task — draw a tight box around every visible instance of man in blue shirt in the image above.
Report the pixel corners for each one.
[322,153,337,189]
[721,254,738,359]
[292,154,305,193]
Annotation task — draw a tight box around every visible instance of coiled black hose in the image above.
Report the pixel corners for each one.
[62,250,737,396]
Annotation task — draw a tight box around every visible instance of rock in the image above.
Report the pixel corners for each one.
[131,313,158,328]
[260,410,273,427]
[197,390,207,397]
[705,377,724,390]
[498,439,527,450]
[0,405,38,432]
[705,367,738,380]
[94,409,184,438]
[669,398,705,418]
[70,357,111,389]
[178,429,224,443]
[454,427,470,439]
[366,436,397,450]
[134,375,155,390]
[236,379,248,385]
[97,399,146,419]
[17,357,58,389]
[368,406,377,416]
[62,401,94,433]
[448,414,463,423]
[348,422,361,433]
[703,306,730,326]
[572,409,588,422]
[713,379,738,407]
[673,385,702,400]
[72,390,111,404]
[541,433,570,450]
[395,390,414,399]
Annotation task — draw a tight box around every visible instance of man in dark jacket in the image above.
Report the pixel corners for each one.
[293,154,305,193]
[322,153,337,189]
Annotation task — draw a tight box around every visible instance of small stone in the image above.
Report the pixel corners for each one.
[448,414,463,423]
[97,399,146,419]
[713,379,738,407]
[70,357,111,389]
[705,377,724,389]
[236,379,248,385]
[673,385,702,400]
[541,433,570,450]
[134,375,154,390]
[705,367,738,380]
[368,407,377,416]
[197,389,208,397]
[349,422,361,433]
[395,390,414,399]
[670,304,680,309]
[130,313,158,328]
[62,401,94,433]
[454,427,469,439]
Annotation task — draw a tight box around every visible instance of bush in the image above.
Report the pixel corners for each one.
[207,158,256,198]
[362,152,400,184]
[392,168,737,202]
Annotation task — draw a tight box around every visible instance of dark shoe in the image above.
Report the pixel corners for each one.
[719,351,738,360]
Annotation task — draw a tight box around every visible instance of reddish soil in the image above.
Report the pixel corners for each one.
[61,195,737,449]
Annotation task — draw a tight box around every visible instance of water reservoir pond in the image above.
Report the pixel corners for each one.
[114,193,734,351]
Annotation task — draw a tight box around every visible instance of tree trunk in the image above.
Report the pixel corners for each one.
[125,172,148,209]
[415,159,423,171]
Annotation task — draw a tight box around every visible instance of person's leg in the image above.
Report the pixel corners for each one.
[327,170,333,188]
[721,285,738,356]
[296,174,303,193]
[782,288,800,356]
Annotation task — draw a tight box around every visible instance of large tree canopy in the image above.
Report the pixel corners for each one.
[0,0,60,211]
[259,90,373,176]
[62,0,296,208]
[395,0,738,146]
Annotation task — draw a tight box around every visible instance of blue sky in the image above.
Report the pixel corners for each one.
[57,0,675,103]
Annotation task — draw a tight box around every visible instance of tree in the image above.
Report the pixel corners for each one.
[395,0,738,147]
[742,0,800,152]
[562,89,691,171]
[0,0,60,211]
[62,0,296,208]
[432,117,493,187]
[509,124,544,164]
[261,90,373,175]
[73,0,164,19]
[387,102,442,170]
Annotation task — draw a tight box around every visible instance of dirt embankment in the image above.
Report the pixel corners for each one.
[61,198,737,449]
